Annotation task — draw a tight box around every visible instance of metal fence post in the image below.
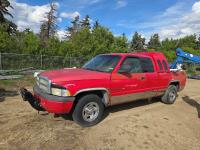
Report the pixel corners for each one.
[0,53,2,70]
[40,55,43,69]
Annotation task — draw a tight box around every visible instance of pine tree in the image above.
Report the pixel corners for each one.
[40,2,57,40]
[195,35,200,50]
[130,32,145,51]
[0,0,16,34]
[0,0,13,22]
[45,2,57,38]
[39,23,48,48]
[66,15,80,39]
[39,2,57,48]
[93,20,100,29]
[114,33,128,52]
[80,15,90,29]
[148,34,161,49]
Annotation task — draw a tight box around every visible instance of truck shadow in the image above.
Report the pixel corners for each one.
[102,97,160,121]
[182,96,200,118]
[60,98,161,122]
[0,88,19,102]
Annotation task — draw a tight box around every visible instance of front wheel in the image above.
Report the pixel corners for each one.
[72,94,104,127]
[161,85,178,104]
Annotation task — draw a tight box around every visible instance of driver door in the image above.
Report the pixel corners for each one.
[110,56,147,105]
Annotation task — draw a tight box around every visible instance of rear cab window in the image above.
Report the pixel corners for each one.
[157,60,163,72]
[162,60,169,72]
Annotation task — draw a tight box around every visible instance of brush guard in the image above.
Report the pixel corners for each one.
[20,88,45,111]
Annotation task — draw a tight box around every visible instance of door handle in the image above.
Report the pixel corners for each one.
[140,76,146,80]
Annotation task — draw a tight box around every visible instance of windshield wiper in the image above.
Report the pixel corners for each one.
[83,67,109,73]
[82,67,96,71]
[95,68,108,73]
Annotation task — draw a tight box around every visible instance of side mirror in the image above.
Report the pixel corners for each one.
[118,65,131,74]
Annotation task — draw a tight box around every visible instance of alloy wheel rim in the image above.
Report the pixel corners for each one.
[169,90,176,102]
[82,102,99,122]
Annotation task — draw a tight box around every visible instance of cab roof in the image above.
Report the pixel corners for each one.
[107,51,165,58]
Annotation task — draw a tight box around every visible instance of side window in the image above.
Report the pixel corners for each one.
[162,60,168,72]
[140,57,154,73]
[119,57,143,73]
[157,60,163,72]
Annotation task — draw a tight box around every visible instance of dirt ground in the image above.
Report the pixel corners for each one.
[0,79,200,150]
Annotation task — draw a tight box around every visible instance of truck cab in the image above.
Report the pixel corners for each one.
[20,52,186,127]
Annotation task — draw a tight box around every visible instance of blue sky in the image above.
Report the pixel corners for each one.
[10,0,200,40]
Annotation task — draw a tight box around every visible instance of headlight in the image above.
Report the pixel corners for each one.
[51,84,71,97]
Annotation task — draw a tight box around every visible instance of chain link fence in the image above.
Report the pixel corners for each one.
[0,53,88,71]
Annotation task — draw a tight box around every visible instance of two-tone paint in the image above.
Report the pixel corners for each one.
[33,52,186,114]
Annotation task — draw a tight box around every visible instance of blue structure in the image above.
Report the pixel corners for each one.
[170,48,200,69]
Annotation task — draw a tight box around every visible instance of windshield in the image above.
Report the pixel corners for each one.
[82,55,121,73]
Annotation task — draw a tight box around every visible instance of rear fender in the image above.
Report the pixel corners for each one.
[169,80,180,90]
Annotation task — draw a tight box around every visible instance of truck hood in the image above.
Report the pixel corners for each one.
[40,68,110,83]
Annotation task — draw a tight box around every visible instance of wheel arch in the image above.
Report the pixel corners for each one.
[169,80,180,90]
[74,88,110,107]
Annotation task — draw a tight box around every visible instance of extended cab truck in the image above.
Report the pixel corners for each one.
[20,52,186,127]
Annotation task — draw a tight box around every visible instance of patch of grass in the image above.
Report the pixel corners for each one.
[0,80,14,86]
[0,75,35,90]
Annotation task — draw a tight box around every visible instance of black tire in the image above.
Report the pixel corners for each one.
[72,94,104,127]
[161,85,178,104]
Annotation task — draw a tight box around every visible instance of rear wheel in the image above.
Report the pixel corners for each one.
[72,94,104,127]
[161,85,177,104]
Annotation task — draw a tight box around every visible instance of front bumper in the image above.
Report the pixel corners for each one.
[20,85,75,114]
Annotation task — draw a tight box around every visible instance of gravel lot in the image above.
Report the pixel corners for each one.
[0,79,200,150]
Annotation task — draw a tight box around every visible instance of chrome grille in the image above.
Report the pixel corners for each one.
[37,76,51,93]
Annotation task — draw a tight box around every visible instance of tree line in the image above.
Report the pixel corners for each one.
[0,0,200,62]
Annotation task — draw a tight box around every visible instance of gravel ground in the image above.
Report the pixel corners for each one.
[0,79,200,150]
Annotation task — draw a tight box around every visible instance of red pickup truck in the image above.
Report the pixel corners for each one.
[20,52,186,127]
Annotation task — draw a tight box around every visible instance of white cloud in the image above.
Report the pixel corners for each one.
[118,1,200,40]
[158,1,200,39]
[90,0,101,5]
[77,0,101,6]
[192,1,200,13]
[8,0,61,33]
[162,2,187,17]
[60,11,80,19]
[115,0,127,9]
[57,17,62,23]
[57,30,66,40]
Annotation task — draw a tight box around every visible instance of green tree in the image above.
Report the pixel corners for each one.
[39,23,48,49]
[80,15,90,29]
[66,15,80,39]
[0,0,16,34]
[39,2,57,50]
[130,32,145,51]
[93,20,100,29]
[195,36,200,50]
[177,35,196,49]
[68,28,92,57]
[161,38,178,51]
[22,30,40,54]
[40,2,57,40]
[113,33,128,52]
[91,25,115,55]
[45,37,61,55]
[0,0,13,22]
[0,28,12,52]
[148,34,161,49]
